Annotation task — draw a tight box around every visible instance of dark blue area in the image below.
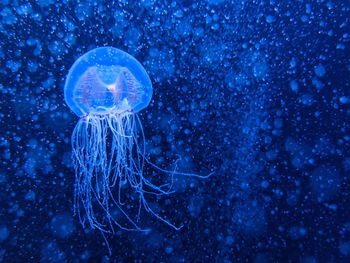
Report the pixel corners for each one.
[0,0,349,262]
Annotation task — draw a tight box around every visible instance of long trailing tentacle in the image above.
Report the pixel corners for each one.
[71,111,213,233]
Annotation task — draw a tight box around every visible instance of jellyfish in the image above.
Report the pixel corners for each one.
[64,47,209,235]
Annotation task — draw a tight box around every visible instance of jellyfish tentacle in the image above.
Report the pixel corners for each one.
[72,110,208,234]
[127,114,184,229]
[73,115,150,232]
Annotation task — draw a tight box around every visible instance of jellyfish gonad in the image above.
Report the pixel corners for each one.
[64,47,209,234]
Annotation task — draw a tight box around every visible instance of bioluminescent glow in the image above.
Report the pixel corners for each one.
[64,47,209,236]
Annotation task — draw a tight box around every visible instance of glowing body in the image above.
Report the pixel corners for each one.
[64,47,152,117]
[64,47,208,239]
[64,47,171,233]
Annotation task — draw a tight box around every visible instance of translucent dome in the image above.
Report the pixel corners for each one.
[64,47,153,117]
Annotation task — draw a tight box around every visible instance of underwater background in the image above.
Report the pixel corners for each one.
[0,0,349,262]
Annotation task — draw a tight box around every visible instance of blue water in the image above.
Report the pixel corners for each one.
[0,0,349,262]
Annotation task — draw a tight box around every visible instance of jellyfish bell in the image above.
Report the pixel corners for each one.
[64,47,152,117]
[64,47,212,240]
